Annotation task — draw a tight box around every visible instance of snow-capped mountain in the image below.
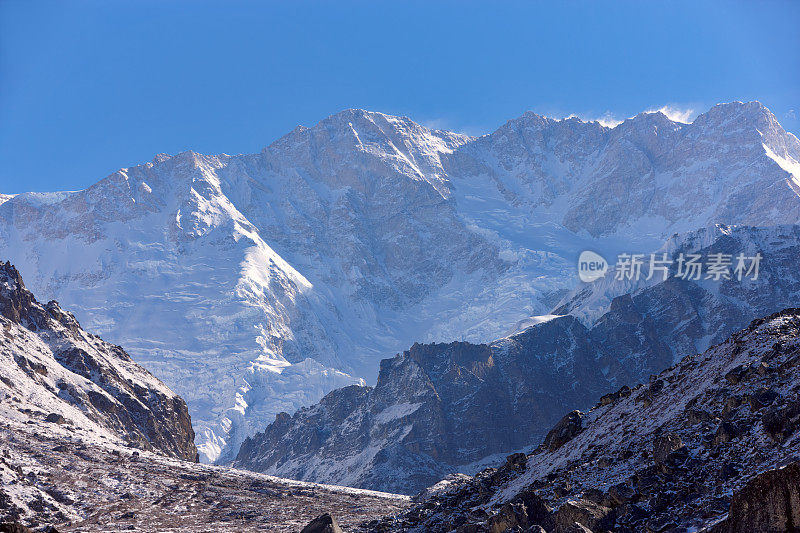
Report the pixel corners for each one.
[0,102,798,462]
[0,261,197,461]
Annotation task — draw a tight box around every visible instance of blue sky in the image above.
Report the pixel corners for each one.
[1,0,798,193]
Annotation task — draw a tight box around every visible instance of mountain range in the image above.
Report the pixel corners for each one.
[1,100,798,464]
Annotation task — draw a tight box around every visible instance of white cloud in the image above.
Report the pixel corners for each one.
[420,118,450,131]
[565,112,622,128]
[421,117,483,137]
[648,105,696,124]
[594,112,623,128]
[538,104,698,130]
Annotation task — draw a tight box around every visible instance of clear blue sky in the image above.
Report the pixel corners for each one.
[1,0,798,193]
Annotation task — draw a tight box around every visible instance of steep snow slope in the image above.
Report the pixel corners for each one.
[0,261,197,461]
[0,102,798,462]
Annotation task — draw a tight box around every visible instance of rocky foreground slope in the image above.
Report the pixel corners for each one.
[0,260,196,461]
[0,418,408,531]
[363,309,800,532]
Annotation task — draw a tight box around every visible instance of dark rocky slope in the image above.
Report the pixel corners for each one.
[556,224,800,389]
[235,316,609,494]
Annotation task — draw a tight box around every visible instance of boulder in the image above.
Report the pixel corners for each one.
[544,411,585,452]
[762,399,800,442]
[713,421,741,445]
[489,489,552,533]
[515,489,552,525]
[44,413,66,425]
[552,498,614,532]
[489,502,529,533]
[724,365,748,385]
[301,513,343,533]
[649,379,664,394]
[747,388,779,410]
[652,433,683,464]
[605,482,637,507]
[505,452,528,471]
[710,461,800,533]
[599,386,631,406]
[685,408,712,425]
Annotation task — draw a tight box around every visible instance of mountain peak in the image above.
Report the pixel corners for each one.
[692,100,776,129]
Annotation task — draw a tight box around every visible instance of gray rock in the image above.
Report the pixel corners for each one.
[652,433,683,464]
[710,461,800,533]
[301,513,343,533]
[544,411,585,452]
[44,413,66,425]
[552,499,613,532]
[714,421,741,445]
[762,399,800,442]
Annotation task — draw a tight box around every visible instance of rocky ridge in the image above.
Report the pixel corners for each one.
[364,309,800,532]
[0,261,197,462]
[233,315,608,494]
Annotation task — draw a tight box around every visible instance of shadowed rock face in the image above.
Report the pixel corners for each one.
[235,316,613,494]
[559,224,800,388]
[0,260,197,461]
[711,461,800,533]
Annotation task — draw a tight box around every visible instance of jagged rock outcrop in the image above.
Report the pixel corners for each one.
[544,411,585,452]
[301,513,344,533]
[365,309,800,532]
[0,261,197,461]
